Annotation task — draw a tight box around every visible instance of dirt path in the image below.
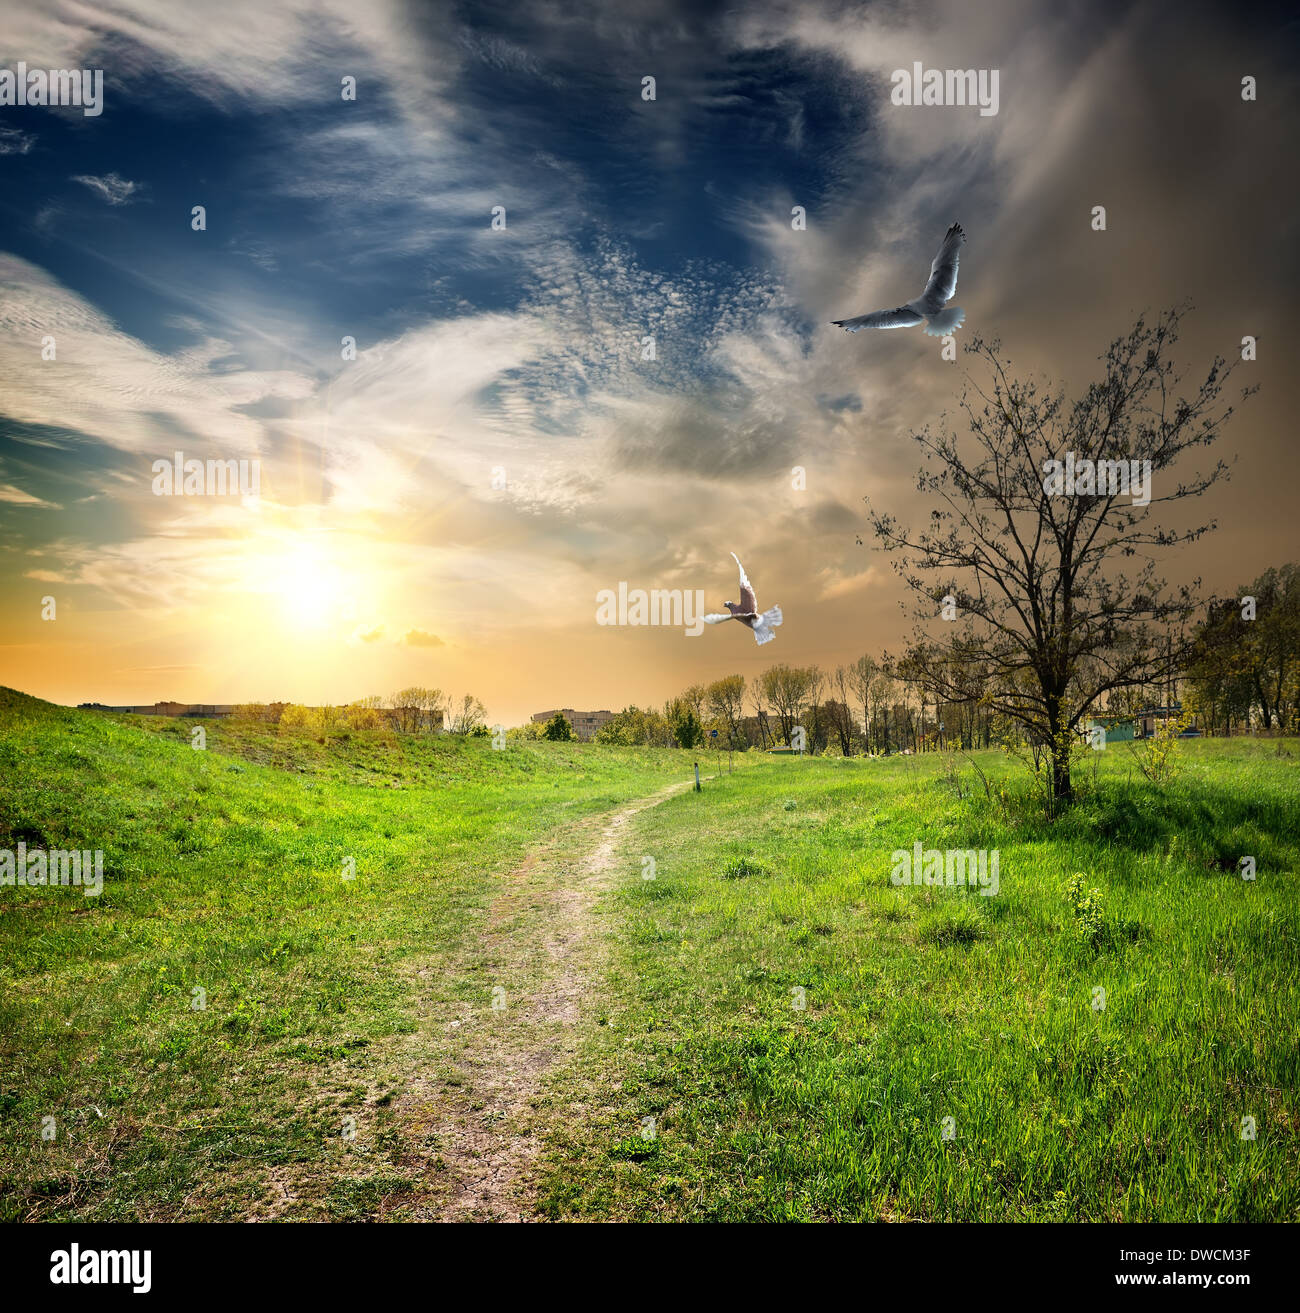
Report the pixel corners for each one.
[405,778,696,1221]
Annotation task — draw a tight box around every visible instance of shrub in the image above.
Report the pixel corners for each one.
[542,713,574,741]
[670,706,704,749]
[1064,872,1109,948]
[279,704,318,730]
[343,701,385,731]
[1128,704,1196,785]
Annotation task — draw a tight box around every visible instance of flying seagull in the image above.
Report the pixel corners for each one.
[831,222,966,338]
[704,553,783,646]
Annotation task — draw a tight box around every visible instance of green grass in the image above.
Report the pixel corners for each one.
[4,689,1297,1222]
[538,739,1300,1222]
[0,688,686,1221]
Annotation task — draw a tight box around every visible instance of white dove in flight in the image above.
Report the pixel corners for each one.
[704,553,783,646]
[831,222,966,338]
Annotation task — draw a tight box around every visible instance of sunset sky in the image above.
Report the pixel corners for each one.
[1,0,1296,726]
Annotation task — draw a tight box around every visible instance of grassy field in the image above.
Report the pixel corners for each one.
[0,689,686,1220]
[541,739,1300,1221]
[2,689,1297,1221]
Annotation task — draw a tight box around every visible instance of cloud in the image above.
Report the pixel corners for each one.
[0,483,62,510]
[70,172,143,205]
[0,255,316,456]
[0,125,35,155]
[2,0,461,120]
[403,629,444,647]
[815,562,880,602]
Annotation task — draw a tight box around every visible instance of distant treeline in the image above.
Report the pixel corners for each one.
[235,688,488,735]
[527,661,996,756]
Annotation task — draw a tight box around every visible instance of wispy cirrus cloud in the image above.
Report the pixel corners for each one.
[0,125,35,155]
[70,172,144,205]
[0,255,315,456]
[0,483,62,510]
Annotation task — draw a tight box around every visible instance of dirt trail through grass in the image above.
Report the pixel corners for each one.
[405,779,694,1221]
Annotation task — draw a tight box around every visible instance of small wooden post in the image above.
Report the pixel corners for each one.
[694,761,701,792]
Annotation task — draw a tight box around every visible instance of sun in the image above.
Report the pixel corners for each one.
[271,542,347,630]
[233,523,391,639]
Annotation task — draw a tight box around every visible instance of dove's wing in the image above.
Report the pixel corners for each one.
[831,305,924,332]
[916,223,964,313]
[703,613,733,625]
[731,552,757,613]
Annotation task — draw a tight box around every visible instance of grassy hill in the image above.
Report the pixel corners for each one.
[2,689,1297,1221]
[0,689,686,1221]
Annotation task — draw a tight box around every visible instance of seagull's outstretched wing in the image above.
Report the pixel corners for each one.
[916,223,964,314]
[730,552,757,613]
[831,305,924,332]
[703,613,733,625]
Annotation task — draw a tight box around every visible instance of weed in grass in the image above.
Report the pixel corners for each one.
[917,902,987,946]
[1065,873,1109,948]
[609,1134,659,1162]
[325,1174,414,1221]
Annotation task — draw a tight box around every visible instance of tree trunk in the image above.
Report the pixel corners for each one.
[1047,695,1073,805]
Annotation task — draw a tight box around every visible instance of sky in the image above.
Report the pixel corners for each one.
[0,0,1297,726]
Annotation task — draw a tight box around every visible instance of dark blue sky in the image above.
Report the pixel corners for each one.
[0,2,878,376]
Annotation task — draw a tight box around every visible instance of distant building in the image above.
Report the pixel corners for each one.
[78,702,235,718]
[530,708,614,742]
[1087,714,1136,744]
[1135,704,1200,738]
[1083,704,1200,741]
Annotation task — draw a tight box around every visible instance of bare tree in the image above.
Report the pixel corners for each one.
[679,683,707,721]
[447,693,486,734]
[389,687,446,732]
[870,671,895,753]
[802,664,826,752]
[846,654,877,753]
[388,688,418,733]
[829,665,858,756]
[418,687,446,732]
[748,681,773,748]
[869,309,1245,802]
